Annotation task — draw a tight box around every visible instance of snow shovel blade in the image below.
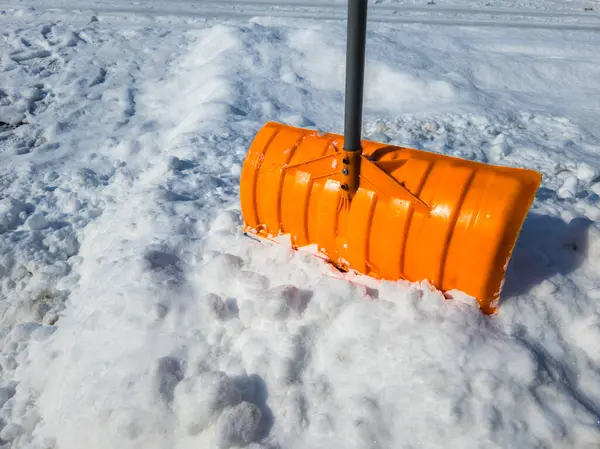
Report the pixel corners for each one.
[240,122,542,313]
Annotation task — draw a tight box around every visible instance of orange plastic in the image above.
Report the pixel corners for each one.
[240,122,542,313]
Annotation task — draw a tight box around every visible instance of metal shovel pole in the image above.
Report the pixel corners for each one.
[341,0,368,200]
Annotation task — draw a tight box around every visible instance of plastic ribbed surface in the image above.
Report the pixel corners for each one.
[240,122,542,313]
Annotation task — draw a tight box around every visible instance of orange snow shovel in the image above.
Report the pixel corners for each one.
[239,0,542,313]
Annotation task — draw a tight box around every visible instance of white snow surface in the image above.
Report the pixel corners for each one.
[1,2,600,449]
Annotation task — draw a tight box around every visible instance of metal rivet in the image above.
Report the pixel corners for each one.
[342,168,349,175]
[341,184,349,191]
[342,158,350,165]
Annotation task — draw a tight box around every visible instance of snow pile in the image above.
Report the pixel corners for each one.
[0,197,27,233]
[0,5,599,449]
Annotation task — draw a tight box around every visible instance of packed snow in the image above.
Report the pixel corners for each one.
[1,1,600,449]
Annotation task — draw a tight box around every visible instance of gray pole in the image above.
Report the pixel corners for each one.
[343,0,368,152]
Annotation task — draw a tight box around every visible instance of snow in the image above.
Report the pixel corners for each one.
[215,401,262,448]
[1,1,600,449]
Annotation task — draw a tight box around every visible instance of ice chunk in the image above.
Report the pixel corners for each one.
[259,285,311,320]
[576,162,598,184]
[558,175,578,199]
[26,212,49,230]
[173,371,241,435]
[215,402,262,449]
[0,198,26,233]
[202,293,230,321]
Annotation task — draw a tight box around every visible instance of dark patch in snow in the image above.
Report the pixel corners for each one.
[225,297,239,319]
[89,67,107,88]
[365,286,379,299]
[154,356,185,405]
[159,188,195,202]
[167,156,196,171]
[144,247,182,274]
[10,50,52,63]
[501,212,586,302]
[0,119,27,131]
[123,87,136,118]
[40,24,52,40]
[231,374,274,442]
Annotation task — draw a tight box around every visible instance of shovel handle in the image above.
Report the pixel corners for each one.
[343,0,368,153]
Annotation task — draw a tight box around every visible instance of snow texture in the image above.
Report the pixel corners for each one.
[0,1,600,449]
